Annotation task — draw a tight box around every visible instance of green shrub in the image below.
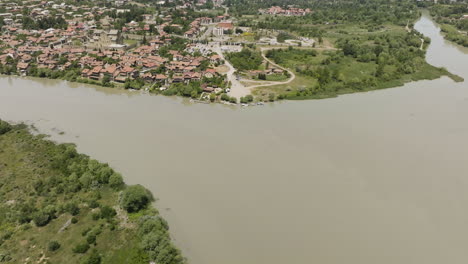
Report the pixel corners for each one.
[72,242,90,254]
[108,173,124,189]
[65,202,80,216]
[82,227,91,237]
[91,212,101,221]
[229,97,238,104]
[48,241,61,252]
[220,93,229,101]
[100,206,116,220]
[226,48,263,71]
[0,120,12,135]
[121,185,153,213]
[33,211,51,227]
[86,234,96,245]
[89,200,99,209]
[82,249,101,264]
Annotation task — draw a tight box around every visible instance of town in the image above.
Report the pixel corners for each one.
[0,0,311,104]
[0,0,465,104]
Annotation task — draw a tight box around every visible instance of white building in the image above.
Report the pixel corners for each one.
[213,27,224,36]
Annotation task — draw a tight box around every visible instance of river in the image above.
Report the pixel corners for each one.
[1,12,468,264]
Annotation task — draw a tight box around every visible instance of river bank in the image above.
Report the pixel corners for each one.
[0,11,467,264]
[2,13,463,105]
[0,120,184,264]
[251,12,464,101]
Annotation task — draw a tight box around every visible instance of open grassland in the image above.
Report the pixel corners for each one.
[252,45,462,101]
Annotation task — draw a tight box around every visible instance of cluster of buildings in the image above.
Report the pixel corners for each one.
[195,0,223,8]
[213,21,234,36]
[183,15,232,38]
[260,6,312,16]
[0,26,224,87]
[0,0,230,91]
[79,47,221,86]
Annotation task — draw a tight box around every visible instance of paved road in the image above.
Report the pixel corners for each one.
[199,24,214,40]
[211,45,251,98]
[211,46,299,98]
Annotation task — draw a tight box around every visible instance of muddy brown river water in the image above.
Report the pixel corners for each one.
[1,12,468,264]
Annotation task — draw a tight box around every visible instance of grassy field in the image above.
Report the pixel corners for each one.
[124,39,139,46]
[0,121,183,264]
[252,46,462,101]
[252,74,317,97]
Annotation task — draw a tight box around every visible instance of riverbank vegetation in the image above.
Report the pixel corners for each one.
[223,0,464,101]
[428,2,468,47]
[253,30,462,100]
[0,119,184,264]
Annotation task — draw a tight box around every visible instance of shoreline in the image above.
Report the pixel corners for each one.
[1,57,463,106]
[0,120,186,263]
[1,11,463,105]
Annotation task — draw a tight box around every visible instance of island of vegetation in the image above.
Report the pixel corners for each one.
[0,119,185,264]
[0,0,463,104]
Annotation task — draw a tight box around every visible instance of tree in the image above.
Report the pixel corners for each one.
[124,79,131,89]
[375,62,385,78]
[190,90,198,99]
[80,172,94,188]
[82,249,101,264]
[65,202,80,216]
[229,97,237,104]
[86,234,97,245]
[0,119,12,135]
[48,241,61,252]
[226,48,263,71]
[96,166,113,184]
[100,205,117,219]
[109,172,124,189]
[101,75,111,86]
[121,185,153,213]
[33,211,51,227]
[73,242,90,254]
[220,93,230,101]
